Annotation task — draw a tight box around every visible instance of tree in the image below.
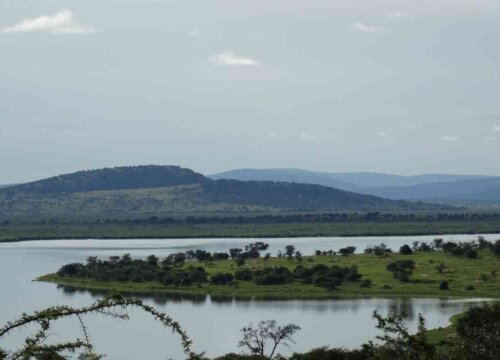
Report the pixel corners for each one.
[0,295,198,360]
[493,240,500,256]
[371,307,436,360]
[386,260,416,282]
[338,247,356,256]
[245,242,270,252]
[174,252,187,264]
[230,248,243,259]
[285,245,296,259]
[433,238,444,250]
[211,273,234,285]
[147,254,159,266]
[238,320,301,359]
[452,303,500,360]
[294,251,303,262]
[400,244,413,255]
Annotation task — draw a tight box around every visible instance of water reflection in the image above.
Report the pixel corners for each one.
[54,283,487,322]
[1,236,497,359]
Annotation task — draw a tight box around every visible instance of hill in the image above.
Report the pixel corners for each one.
[0,166,437,221]
[210,169,496,205]
[210,168,491,190]
[363,177,500,202]
[209,169,359,191]
[3,165,205,195]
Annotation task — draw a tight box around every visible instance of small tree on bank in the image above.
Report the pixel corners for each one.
[386,260,416,282]
[238,320,301,359]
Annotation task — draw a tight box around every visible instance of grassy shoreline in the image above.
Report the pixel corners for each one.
[3,220,500,242]
[38,251,500,300]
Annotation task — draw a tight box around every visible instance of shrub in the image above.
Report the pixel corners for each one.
[235,258,246,267]
[399,244,413,255]
[386,260,416,282]
[235,268,253,281]
[439,281,449,290]
[466,249,478,259]
[436,262,446,274]
[338,247,356,256]
[253,267,294,285]
[359,279,372,288]
[211,273,234,285]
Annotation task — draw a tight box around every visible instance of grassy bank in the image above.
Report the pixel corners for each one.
[38,250,500,300]
[3,220,500,242]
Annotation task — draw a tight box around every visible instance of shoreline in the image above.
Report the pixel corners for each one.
[37,248,500,301]
[37,274,500,301]
[3,229,500,244]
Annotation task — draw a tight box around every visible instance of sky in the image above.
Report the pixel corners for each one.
[1,0,500,183]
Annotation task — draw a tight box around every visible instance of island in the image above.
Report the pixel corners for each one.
[38,238,500,300]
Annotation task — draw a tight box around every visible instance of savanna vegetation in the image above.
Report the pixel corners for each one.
[1,294,498,360]
[2,216,500,242]
[40,238,500,299]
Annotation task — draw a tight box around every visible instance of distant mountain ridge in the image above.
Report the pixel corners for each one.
[210,168,496,204]
[0,165,440,220]
[364,177,500,201]
[210,168,491,189]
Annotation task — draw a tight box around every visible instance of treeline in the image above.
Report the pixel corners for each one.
[94,212,500,224]
[8,211,500,226]
[57,243,362,290]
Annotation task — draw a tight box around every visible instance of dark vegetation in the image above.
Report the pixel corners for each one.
[2,165,205,195]
[1,294,499,360]
[210,168,500,204]
[51,237,500,298]
[0,165,449,223]
[56,242,363,291]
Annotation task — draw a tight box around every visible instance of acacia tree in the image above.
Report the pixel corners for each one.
[0,295,199,360]
[370,307,436,360]
[386,260,416,282]
[285,245,296,259]
[238,320,301,359]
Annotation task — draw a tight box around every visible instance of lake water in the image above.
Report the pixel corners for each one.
[1,234,498,359]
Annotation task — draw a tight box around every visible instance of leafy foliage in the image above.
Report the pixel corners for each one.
[0,295,198,360]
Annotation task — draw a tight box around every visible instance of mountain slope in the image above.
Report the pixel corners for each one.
[210,168,491,190]
[209,169,359,191]
[363,177,500,201]
[4,165,205,195]
[201,179,414,210]
[0,166,439,220]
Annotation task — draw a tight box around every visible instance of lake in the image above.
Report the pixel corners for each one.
[1,234,498,359]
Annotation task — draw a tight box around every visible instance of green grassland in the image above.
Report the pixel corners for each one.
[38,250,500,300]
[2,220,500,242]
[0,185,277,222]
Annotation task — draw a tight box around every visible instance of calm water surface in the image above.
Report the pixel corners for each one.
[1,234,498,359]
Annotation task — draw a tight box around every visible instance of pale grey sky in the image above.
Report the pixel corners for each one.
[1,0,500,183]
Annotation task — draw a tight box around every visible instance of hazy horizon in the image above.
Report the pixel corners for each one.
[1,164,497,186]
[2,0,500,183]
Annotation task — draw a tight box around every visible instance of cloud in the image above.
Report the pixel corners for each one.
[188,29,200,37]
[440,135,460,142]
[483,136,496,143]
[377,131,388,137]
[387,12,408,19]
[493,125,500,132]
[2,9,95,34]
[266,132,278,139]
[300,132,320,141]
[210,52,260,66]
[352,22,386,33]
